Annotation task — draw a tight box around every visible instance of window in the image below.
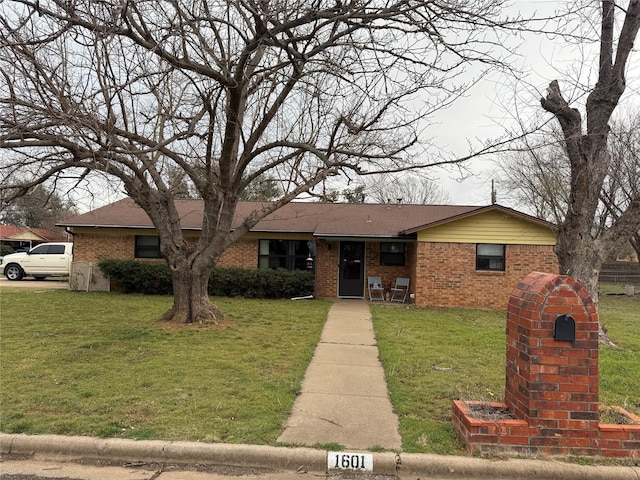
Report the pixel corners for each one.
[48,245,66,254]
[380,242,405,266]
[476,244,505,271]
[28,244,66,254]
[29,244,49,255]
[259,240,315,270]
[135,236,161,258]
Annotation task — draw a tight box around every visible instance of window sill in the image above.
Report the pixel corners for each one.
[475,270,506,276]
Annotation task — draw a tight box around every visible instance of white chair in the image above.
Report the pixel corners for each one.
[390,277,410,303]
[368,276,385,301]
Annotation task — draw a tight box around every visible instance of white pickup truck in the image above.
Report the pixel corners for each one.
[2,242,73,281]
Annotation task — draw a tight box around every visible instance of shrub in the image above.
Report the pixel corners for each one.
[209,267,314,298]
[98,260,173,295]
[98,260,314,298]
[1,245,15,256]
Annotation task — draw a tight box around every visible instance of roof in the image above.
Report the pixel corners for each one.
[0,225,69,242]
[58,198,554,239]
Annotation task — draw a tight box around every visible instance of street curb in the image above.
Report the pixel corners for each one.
[2,433,639,479]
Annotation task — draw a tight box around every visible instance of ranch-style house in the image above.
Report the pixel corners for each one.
[59,198,559,309]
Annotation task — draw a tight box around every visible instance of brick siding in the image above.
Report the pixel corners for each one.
[414,242,559,310]
[217,239,258,269]
[365,242,413,296]
[74,232,259,267]
[314,240,339,298]
[73,233,134,262]
[73,231,557,311]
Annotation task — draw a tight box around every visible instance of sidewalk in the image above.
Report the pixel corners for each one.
[277,299,401,450]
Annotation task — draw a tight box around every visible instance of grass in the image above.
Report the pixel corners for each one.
[597,284,640,415]
[371,306,504,455]
[1,284,638,456]
[0,289,331,444]
[371,284,640,455]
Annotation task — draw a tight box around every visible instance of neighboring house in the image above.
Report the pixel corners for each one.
[0,225,70,252]
[59,198,558,309]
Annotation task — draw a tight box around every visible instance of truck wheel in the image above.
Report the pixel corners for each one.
[4,264,24,281]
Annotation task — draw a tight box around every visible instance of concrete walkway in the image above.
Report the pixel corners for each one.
[277,300,402,450]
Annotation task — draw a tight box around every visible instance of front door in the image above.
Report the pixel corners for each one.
[338,241,365,297]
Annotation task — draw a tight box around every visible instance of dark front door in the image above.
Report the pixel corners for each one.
[339,241,365,297]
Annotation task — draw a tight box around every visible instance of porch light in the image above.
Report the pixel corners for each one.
[306,254,314,269]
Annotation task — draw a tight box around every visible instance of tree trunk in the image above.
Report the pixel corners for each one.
[555,223,604,302]
[159,260,223,325]
[555,222,620,346]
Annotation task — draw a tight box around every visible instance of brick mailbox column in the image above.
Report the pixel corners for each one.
[505,272,600,454]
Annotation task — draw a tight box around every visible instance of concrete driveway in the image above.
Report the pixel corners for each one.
[0,276,69,289]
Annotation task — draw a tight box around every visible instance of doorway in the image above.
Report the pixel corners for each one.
[338,241,365,297]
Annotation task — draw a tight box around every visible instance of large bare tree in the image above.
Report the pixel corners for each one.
[1,0,518,323]
[499,115,640,261]
[540,0,640,302]
[604,115,640,260]
[366,173,449,204]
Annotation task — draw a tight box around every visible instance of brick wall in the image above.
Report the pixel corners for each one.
[217,239,258,269]
[73,233,134,262]
[314,240,339,298]
[414,242,558,310]
[73,231,557,309]
[74,232,259,267]
[365,242,413,297]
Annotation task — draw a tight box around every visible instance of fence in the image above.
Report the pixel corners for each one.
[599,261,640,284]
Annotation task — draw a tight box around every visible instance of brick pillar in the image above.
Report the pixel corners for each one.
[505,272,600,454]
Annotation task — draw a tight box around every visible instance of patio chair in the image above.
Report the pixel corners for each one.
[390,277,410,303]
[368,276,385,301]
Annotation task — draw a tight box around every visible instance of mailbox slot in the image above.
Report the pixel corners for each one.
[554,314,576,342]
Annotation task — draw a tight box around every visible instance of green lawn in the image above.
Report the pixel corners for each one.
[371,285,640,454]
[0,290,331,444]
[1,285,638,456]
[372,306,504,454]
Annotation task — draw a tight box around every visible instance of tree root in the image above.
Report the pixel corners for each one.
[159,302,224,325]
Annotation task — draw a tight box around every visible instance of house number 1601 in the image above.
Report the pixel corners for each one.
[327,452,373,471]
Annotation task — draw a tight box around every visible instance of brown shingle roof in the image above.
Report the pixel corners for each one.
[250,202,478,237]
[60,198,548,238]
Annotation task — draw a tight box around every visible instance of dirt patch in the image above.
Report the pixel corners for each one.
[600,407,639,425]
[466,403,517,421]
